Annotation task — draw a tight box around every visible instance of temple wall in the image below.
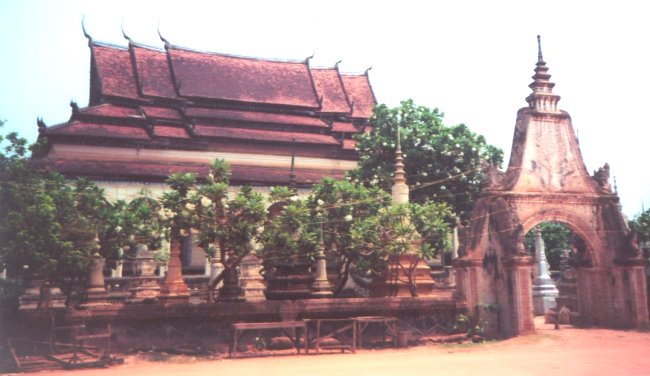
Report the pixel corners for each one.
[95,181,312,204]
[96,181,167,202]
[94,181,312,271]
[50,144,358,172]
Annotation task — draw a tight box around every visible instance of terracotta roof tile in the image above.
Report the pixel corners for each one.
[140,106,183,120]
[38,159,343,184]
[311,68,351,114]
[168,47,320,109]
[185,108,327,128]
[153,125,190,139]
[44,121,150,140]
[342,139,357,151]
[331,121,360,133]
[78,104,142,119]
[91,44,140,100]
[38,159,207,180]
[341,74,376,119]
[193,124,339,145]
[131,45,178,99]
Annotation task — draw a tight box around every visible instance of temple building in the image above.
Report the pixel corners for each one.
[34,30,376,203]
[32,30,376,272]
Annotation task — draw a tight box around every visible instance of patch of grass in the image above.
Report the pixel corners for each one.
[139,352,172,362]
[137,351,219,363]
[436,339,495,350]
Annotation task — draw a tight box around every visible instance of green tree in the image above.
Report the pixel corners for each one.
[629,208,650,247]
[349,100,503,221]
[1,123,161,306]
[259,187,317,267]
[409,201,455,259]
[0,124,98,291]
[98,196,164,263]
[160,172,198,238]
[306,177,390,293]
[351,202,453,297]
[189,160,268,299]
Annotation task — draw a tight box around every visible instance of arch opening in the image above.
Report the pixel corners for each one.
[524,221,582,319]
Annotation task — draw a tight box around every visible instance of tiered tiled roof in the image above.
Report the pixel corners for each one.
[37,35,376,186]
[341,73,376,119]
[311,67,352,114]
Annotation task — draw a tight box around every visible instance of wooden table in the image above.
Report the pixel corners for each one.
[230,321,308,358]
[307,318,356,354]
[355,316,397,348]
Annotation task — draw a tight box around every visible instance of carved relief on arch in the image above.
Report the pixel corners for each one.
[599,200,642,262]
[458,195,525,259]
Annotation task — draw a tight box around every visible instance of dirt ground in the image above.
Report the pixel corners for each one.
[11,317,650,376]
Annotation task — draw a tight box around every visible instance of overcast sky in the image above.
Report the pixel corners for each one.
[1,0,648,218]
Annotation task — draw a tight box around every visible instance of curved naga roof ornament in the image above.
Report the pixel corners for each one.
[81,15,93,46]
[157,21,171,49]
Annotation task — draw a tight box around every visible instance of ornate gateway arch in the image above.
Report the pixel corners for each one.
[454,37,648,336]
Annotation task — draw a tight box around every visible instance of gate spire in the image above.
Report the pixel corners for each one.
[391,112,409,205]
[526,35,561,113]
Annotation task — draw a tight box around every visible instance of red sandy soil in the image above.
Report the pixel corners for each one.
[11,318,650,376]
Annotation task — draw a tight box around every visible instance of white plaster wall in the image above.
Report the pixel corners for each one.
[95,181,311,206]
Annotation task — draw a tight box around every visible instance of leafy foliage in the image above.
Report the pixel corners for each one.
[188,159,268,295]
[97,197,164,261]
[0,124,96,284]
[259,177,455,294]
[306,177,390,291]
[630,208,650,246]
[259,194,317,266]
[410,201,455,259]
[0,122,162,294]
[160,172,198,237]
[349,100,503,221]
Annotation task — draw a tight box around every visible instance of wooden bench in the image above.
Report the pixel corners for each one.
[49,320,118,368]
[307,318,356,354]
[355,316,398,348]
[230,321,308,358]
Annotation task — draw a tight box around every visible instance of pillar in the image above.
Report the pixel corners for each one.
[81,253,110,308]
[451,226,459,260]
[111,260,123,278]
[504,256,535,336]
[128,245,161,302]
[240,251,266,301]
[310,244,333,298]
[532,230,559,315]
[159,236,190,302]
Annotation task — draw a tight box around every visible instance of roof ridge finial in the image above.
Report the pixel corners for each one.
[81,15,93,46]
[37,117,46,130]
[157,20,170,49]
[537,35,544,63]
[364,66,373,76]
[305,52,315,65]
[121,19,132,44]
[334,59,342,70]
